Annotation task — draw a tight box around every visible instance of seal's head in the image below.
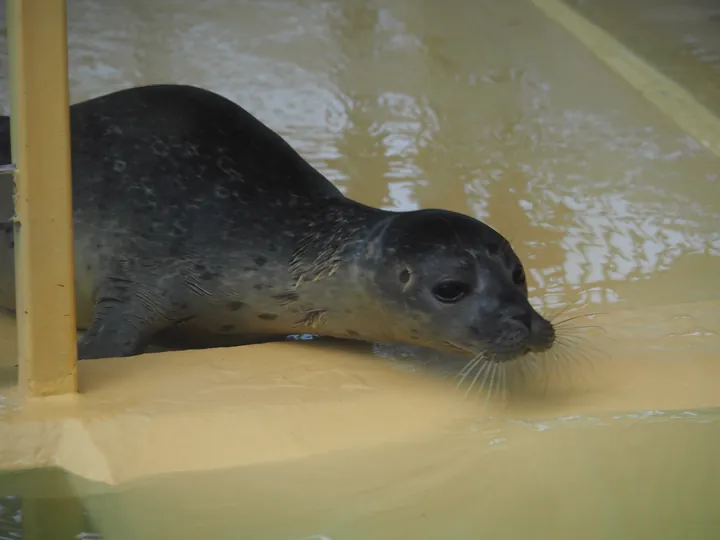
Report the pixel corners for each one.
[364,209,554,362]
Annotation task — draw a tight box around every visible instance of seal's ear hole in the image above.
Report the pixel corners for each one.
[512,265,526,285]
[432,279,471,304]
[398,268,411,284]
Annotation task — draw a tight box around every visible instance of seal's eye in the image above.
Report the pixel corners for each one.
[432,279,471,304]
[398,269,411,284]
[512,265,526,285]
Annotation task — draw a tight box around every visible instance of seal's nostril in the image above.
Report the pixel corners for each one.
[509,311,532,331]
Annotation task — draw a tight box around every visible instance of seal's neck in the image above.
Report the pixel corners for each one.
[287,199,398,342]
[289,199,392,286]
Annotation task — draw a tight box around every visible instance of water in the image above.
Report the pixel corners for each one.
[0,0,719,537]
[2,409,720,539]
[0,469,99,540]
[567,0,720,116]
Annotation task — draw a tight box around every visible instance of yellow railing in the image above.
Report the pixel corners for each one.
[6,0,78,397]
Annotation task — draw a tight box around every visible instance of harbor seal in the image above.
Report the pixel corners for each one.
[0,84,555,361]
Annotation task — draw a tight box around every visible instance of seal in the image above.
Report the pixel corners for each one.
[0,84,555,361]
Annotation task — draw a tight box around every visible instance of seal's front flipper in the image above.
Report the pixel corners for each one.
[77,280,174,360]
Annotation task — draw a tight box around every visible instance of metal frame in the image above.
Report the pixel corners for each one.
[6,0,78,396]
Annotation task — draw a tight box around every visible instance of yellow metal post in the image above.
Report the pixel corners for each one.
[6,0,78,396]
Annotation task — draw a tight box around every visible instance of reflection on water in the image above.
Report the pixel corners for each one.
[0,496,21,540]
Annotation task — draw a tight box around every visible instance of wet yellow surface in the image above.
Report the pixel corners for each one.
[567,0,720,117]
[82,416,720,540]
[0,0,719,538]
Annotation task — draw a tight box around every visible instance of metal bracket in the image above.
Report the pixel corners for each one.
[0,164,17,175]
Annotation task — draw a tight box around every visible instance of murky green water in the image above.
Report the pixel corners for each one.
[0,469,98,540]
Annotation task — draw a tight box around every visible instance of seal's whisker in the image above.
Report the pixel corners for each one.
[485,362,498,405]
[555,334,595,349]
[547,303,574,323]
[447,341,484,390]
[501,362,509,400]
[515,359,528,386]
[447,341,484,377]
[546,350,559,378]
[465,358,492,398]
[557,347,592,384]
[541,355,552,395]
[456,355,484,390]
[556,352,573,383]
[522,353,566,392]
[479,362,491,402]
[490,363,498,401]
[549,338,601,384]
[478,361,493,400]
[553,311,606,326]
[494,363,502,402]
[561,342,600,368]
[556,325,606,333]
[555,334,608,362]
[559,351,575,383]
[490,364,502,398]
[550,351,562,382]
[501,363,506,399]
[555,331,600,349]
[457,355,480,378]
[456,365,476,388]
[553,338,578,358]
[523,355,541,375]
[554,342,585,369]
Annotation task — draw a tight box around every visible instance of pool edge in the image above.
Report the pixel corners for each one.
[529,0,720,159]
